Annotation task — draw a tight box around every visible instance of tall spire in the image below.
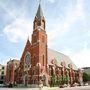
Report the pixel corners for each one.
[33,0,45,30]
[36,3,44,20]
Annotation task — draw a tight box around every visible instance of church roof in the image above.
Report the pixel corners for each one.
[36,4,44,20]
[48,48,78,70]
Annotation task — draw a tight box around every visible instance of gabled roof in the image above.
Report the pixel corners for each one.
[48,48,78,70]
[36,4,44,20]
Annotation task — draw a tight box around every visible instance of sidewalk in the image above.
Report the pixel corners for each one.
[42,86,59,90]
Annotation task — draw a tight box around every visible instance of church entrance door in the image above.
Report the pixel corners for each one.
[42,75,48,86]
[23,75,28,86]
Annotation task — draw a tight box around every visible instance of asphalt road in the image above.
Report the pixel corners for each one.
[0,86,90,90]
[58,86,90,90]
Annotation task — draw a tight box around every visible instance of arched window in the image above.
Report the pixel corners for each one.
[42,36,44,43]
[24,52,31,70]
[43,55,44,66]
[34,36,37,43]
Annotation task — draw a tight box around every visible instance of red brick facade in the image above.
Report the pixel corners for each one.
[6,4,83,86]
[14,12,48,85]
[6,60,19,85]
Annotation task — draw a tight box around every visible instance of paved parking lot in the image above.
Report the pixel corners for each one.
[0,86,90,90]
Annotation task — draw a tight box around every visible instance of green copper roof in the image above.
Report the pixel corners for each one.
[48,48,78,70]
[36,4,44,20]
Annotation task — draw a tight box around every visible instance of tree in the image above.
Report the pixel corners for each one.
[89,75,90,81]
[57,75,62,85]
[75,76,79,83]
[83,72,89,82]
[51,74,57,86]
[62,74,67,84]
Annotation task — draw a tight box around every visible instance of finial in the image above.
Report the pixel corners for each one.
[39,0,41,3]
[38,0,41,4]
[27,35,29,40]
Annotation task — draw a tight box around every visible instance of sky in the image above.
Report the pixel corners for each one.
[0,0,90,68]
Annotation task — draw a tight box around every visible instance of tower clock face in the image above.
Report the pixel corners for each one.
[24,53,30,69]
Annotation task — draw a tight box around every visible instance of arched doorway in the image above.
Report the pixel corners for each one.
[31,75,36,84]
[41,75,48,86]
[23,75,28,86]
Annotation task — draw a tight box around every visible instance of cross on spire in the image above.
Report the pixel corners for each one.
[39,0,41,4]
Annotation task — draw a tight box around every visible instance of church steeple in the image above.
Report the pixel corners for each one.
[33,3,45,30]
[31,1,48,72]
[36,4,44,20]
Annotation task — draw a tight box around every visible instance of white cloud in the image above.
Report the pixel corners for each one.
[47,0,85,41]
[61,47,72,56]
[47,0,56,3]
[0,2,17,19]
[0,33,3,37]
[3,18,33,43]
[0,52,9,65]
[70,41,90,68]
[60,42,90,68]
[0,1,33,43]
[71,48,90,68]
[87,30,90,36]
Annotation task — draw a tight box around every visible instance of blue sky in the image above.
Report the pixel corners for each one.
[0,0,90,68]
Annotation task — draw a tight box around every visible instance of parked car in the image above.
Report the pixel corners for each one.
[59,84,67,88]
[85,83,88,86]
[0,84,7,87]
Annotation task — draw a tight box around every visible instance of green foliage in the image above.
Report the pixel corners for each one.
[51,74,57,86]
[83,72,90,82]
[89,74,90,81]
[51,74,63,86]
[51,74,70,86]
[57,75,62,85]
[75,76,79,83]
[62,74,68,84]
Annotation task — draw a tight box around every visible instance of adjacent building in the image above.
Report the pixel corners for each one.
[0,64,6,84]
[6,4,83,86]
[6,59,19,85]
[82,67,90,75]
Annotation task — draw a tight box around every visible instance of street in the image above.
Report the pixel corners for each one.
[58,86,90,90]
[0,86,90,90]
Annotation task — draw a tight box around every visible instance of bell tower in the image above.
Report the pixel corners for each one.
[31,3,48,73]
[33,4,45,31]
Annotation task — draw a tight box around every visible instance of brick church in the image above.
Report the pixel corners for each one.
[6,4,83,86]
